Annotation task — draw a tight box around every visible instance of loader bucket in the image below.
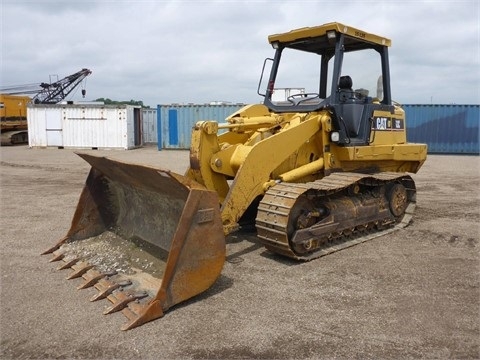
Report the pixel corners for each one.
[43,153,225,330]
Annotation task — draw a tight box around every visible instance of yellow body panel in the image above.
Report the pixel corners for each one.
[0,94,31,121]
[0,94,31,134]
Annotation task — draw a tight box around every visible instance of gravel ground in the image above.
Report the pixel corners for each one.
[1,145,479,359]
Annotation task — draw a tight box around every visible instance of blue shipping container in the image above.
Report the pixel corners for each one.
[404,104,479,154]
[156,104,245,149]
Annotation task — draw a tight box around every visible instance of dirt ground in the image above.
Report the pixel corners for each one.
[1,145,479,359]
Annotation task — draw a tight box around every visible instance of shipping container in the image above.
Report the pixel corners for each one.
[142,108,157,144]
[27,104,142,149]
[404,104,479,154]
[271,88,305,102]
[156,103,246,149]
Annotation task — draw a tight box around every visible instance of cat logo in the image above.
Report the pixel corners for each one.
[376,117,388,130]
[373,116,404,131]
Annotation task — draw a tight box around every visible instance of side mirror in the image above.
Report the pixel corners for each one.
[257,58,274,97]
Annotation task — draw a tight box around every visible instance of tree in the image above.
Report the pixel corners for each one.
[95,98,150,108]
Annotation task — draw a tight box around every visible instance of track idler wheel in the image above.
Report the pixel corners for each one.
[388,183,408,217]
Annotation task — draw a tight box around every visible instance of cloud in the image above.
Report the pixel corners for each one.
[1,0,479,106]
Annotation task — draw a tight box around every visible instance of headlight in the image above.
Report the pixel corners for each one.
[330,131,340,142]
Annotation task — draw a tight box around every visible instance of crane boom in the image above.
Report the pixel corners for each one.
[33,68,92,104]
[0,68,92,103]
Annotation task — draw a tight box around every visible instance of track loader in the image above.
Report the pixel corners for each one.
[43,22,427,330]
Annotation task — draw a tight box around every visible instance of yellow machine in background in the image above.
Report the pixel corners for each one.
[0,94,31,145]
[44,23,427,330]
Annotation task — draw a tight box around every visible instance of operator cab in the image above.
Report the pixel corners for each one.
[258,22,394,146]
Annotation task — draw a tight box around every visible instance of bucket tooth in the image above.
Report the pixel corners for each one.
[120,300,165,331]
[49,250,65,262]
[104,290,149,315]
[123,301,146,320]
[66,261,94,280]
[77,269,117,290]
[42,236,69,255]
[57,257,80,270]
[91,278,132,302]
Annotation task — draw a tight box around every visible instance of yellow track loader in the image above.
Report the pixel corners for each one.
[43,22,427,330]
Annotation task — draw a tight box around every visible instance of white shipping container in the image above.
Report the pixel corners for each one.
[271,88,305,102]
[27,104,142,149]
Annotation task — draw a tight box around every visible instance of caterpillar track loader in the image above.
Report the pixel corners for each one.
[43,22,427,330]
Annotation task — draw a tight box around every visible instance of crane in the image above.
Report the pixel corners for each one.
[1,68,92,104]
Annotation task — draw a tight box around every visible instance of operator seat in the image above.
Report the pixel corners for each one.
[339,75,353,91]
[338,75,354,102]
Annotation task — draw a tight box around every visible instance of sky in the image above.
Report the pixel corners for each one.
[1,0,479,108]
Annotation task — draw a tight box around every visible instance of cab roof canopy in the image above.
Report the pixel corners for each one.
[268,22,391,53]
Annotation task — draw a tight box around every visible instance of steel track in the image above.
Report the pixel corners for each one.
[255,172,416,260]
